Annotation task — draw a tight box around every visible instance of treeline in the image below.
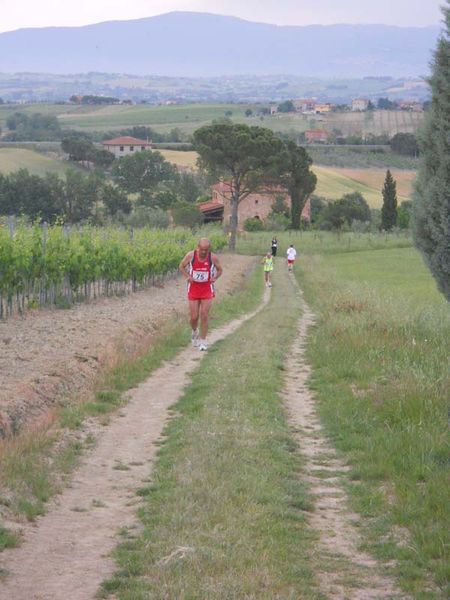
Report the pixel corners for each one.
[4,112,64,141]
[0,150,208,226]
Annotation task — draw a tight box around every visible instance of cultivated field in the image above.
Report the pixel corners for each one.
[0,103,424,138]
[158,149,416,206]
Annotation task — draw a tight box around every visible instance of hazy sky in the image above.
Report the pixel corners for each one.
[0,0,444,33]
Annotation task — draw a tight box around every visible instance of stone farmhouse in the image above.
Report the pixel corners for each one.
[199,181,311,228]
[101,136,152,158]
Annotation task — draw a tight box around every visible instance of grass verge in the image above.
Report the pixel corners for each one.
[236,230,413,258]
[0,261,260,539]
[297,245,449,598]
[100,266,322,599]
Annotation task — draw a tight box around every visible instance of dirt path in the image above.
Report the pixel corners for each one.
[0,254,253,436]
[283,272,409,599]
[0,287,270,600]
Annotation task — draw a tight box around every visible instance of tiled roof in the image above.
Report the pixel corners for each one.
[101,136,152,146]
[198,200,224,213]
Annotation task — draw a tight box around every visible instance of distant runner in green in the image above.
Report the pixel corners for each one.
[262,251,273,287]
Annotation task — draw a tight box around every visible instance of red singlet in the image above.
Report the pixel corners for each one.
[187,251,215,300]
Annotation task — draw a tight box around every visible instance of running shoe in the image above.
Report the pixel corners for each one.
[191,329,199,347]
[199,340,208,351]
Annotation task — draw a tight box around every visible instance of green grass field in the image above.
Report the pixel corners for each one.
[0,148,73,176]
[294,238,449,597]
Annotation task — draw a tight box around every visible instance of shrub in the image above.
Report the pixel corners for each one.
[244,217,264,232]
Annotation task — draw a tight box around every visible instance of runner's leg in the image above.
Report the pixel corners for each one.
[189,300,200,332]
[199,298,213,340]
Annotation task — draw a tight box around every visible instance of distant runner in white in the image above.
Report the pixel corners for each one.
[286,244,297,271]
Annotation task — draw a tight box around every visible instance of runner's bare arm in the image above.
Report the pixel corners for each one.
[211,254,223,282]
[179,251,194,282]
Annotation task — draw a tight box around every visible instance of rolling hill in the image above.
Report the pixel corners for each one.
[0,12,440,78]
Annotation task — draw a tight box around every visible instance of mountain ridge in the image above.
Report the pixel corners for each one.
[0,12,441,78]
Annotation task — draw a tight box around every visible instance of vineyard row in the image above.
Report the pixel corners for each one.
[0,223,227,319]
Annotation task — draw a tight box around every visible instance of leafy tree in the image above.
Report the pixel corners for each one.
[277,100,295,113]
[377,97,398,110]
[112,150,176,194]
[278,141,317,229]
[90,148,115,169]
[62,136,93,162]
[172,171,201,204]
[310,195,328,224]
[5,112,62,141]
[62,136,114,168]
[171,201,204,228]
[245,108,253,117]
[320,192,371,230]
[390,133,419,157]
[269,194,290,218]
[62,170,100,223]
[413,1,450,300]
[193,122,285,249]
[381,169,398,230]
[101,184,131,216]
[0,169,64,222]
[397,200,413,229]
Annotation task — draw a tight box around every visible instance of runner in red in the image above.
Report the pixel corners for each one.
[179,238,223,351]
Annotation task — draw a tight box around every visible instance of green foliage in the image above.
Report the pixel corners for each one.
[171,201,204,228]
[277,100,295,113]
[5,112,63,141]
[0,224,227,315]
[381,169,398,230]
[377,97,398,110]
[124,207,170,229]
[193,122,285,249]
[413,1,450,301]
[319,192,371,230]
[270,194,290,218]
[101,184,131,216]
[278,141,317,229]
[244,217,264,231]
[397,200,413,230]
[112,150,176,194]
[62,136,115,168]
[390,132,419,157]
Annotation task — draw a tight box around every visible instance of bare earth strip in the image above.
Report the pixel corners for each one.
[0,284,269,600]
[0,254,253,436]
[283,273,409,599]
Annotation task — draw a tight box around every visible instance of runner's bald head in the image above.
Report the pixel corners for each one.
[198,238,211,250]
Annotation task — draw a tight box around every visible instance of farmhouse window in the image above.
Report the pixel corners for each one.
[130,146,134,151]
[141,146,145,150]
[119,146,124,152]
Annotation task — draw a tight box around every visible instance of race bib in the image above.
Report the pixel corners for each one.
[192,270,209,282]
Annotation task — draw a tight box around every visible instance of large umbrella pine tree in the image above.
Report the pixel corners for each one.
[193,122,285,250]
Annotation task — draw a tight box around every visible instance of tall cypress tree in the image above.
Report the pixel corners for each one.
[381,169,398,230]
[413,1,450,301]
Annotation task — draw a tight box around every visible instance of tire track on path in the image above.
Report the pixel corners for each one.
[0,288,270,600]
[283,272,409,599]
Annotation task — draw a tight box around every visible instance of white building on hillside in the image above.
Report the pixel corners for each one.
[101,136,152,158]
